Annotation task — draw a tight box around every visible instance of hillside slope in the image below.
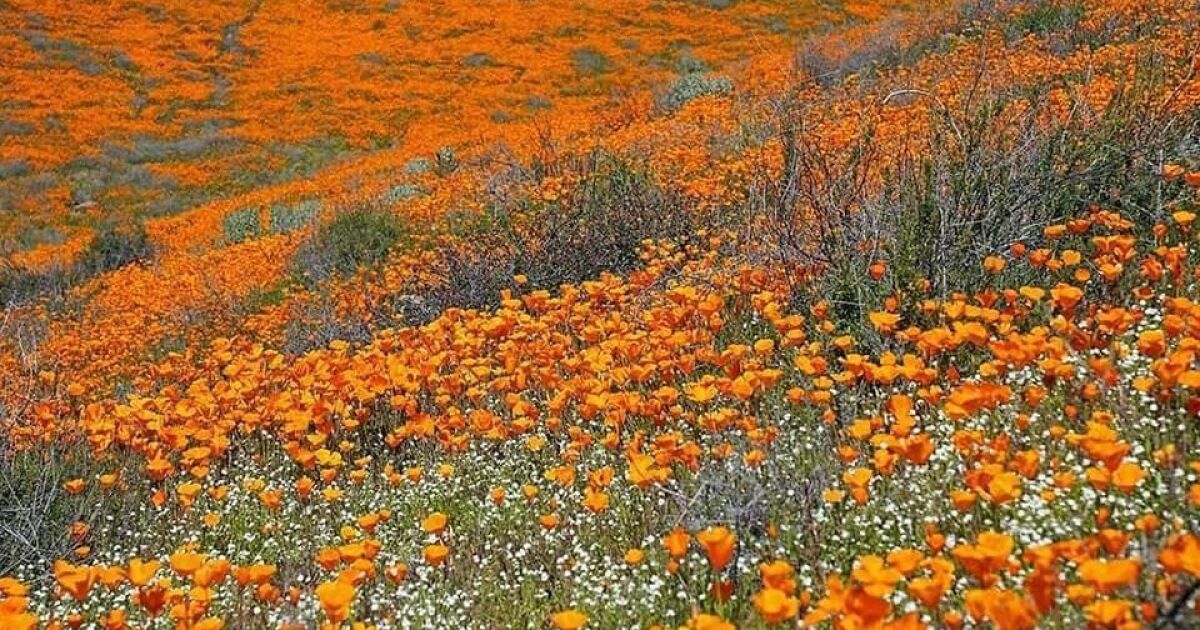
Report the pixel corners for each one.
[2,0,1200,628]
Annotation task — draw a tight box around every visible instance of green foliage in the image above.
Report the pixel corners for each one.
[76,219,152,275]
[268,199,321,234]
[13,224,65,251]
[462,52,495,67]
[772,52,1200,345]
[381,183,424,205]
[404,157,432,175]
[658,72,733,113]
[422,153,705,317]
[1007,1,1085,39]
[0,440,152,577]
[222,207,262,244]
[444,204,513,240]
[292,206,414,285]
[0,219,152,308]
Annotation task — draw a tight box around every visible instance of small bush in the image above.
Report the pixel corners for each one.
[516,156,696,288]
[269,200,321,234]
[571,47,614,76]
[404,157,432,175]
[424,153,704,315]
[0,440,151,578]
[14,224,65,251]
[0,159,30,179]
[756,49,1200,340]
[0,119,36,138]
[381,184,424,205]
[282,293,373,354]
[0,269,67,309]
[222,207,262,244]
[1007,1,1085,39]
[462,52,495,67]
[524,95,553,111]
[434,146,458,176]
[0,219,152,307]
[292,206,412,285]
[658,72,734,113]
[76,220,152,276]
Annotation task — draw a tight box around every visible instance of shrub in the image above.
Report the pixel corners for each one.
[1007,1,1085,39]
[0,159,30,179]
[222,207,262,244]
[404,157,432,175]
[282,293,373,354]
[755,50,1200,341]
[76,219,152,276]
[0,218,152,308]
[571,47,614,75]
[269,199,321,234]
[513,156,697,288]
[524,95,553,111]
[291,206,413,285]
[0,440,151,578]
[658,72,734,113]
[423,153,705,315]
[434,146,458,176]
[381,183,424,205]
[14,224,65,251]
[462,52,494,67]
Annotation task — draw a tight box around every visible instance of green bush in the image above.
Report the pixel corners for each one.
[423,153,705,315]
[269,200,321,234]
[76,220,152,276]
[758,50,1200,344]
[658,72,734,113]
[404,157,432,175]
[292,206,413,285]
[381,183,424,205]
[1007,1,1085,39]
[0,440,152,578]
[0,219,152,307]
[222,207,261,244]
[462,52,495,67]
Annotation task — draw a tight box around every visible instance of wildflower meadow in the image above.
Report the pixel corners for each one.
[2,0,1200,628]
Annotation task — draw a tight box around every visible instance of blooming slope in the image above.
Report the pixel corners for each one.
[1,0,1200,629]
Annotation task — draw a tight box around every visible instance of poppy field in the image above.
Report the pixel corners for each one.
[2,0,1200,628]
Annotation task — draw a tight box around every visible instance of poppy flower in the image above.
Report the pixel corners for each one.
[421,512,448,534]
[423,544,450,566]
[551,609,588,630]
[663,528,690,558]
[315,580,355,623]
[754,587,800,623]
[696,526,736,572]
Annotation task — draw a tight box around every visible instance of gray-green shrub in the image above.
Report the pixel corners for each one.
[269,200,321,234]
[222,207,261,244]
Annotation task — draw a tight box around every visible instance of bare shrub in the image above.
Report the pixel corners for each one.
[418,152,703,317]
[0,439,150,580]
[282,293,373,355]
[752,45,1200,337]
